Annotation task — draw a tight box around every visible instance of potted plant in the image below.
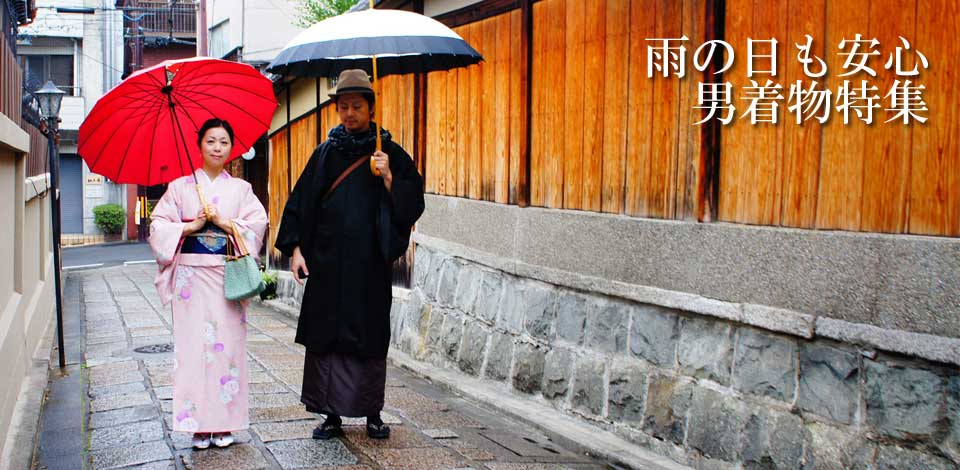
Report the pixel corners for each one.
[260,269,278,300]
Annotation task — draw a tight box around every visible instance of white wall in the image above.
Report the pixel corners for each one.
[206,0,302,63]
[423,0,480,18]
[0,115,54,469]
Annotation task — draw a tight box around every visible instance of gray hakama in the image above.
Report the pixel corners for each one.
[300,349,387,417]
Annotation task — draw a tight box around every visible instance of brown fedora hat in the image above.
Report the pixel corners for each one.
[328,69,374,98]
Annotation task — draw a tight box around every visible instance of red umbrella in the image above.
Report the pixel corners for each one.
[79,57,277,190]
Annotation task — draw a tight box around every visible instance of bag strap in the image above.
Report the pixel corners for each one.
[323,153,371,201]
[227,221,250,259]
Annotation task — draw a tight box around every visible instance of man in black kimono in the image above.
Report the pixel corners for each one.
[275,69,425,440]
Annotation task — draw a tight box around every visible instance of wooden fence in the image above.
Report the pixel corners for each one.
[270,0,959,239]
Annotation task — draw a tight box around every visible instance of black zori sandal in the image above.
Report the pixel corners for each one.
[313,415,344,440]
[366,415,390,439]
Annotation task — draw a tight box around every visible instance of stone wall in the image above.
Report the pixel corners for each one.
[389,243,960,469]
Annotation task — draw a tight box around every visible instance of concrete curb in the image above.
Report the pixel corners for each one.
[387,348,692,470]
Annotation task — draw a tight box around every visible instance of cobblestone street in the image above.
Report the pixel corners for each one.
[42,265,616,470]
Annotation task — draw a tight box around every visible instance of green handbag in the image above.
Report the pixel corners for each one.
[224,221,265,301]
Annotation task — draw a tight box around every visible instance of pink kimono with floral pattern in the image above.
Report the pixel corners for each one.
[149,169,267,433]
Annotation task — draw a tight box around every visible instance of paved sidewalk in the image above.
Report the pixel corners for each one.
[46,265,617,470]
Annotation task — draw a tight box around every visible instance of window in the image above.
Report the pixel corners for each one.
[22,55,75,95]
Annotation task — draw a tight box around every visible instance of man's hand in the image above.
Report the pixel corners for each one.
[372,150,392,191]
[291,246,309,286]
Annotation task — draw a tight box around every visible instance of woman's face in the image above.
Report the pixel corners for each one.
[200,126,232,169]
[337,93,372,133]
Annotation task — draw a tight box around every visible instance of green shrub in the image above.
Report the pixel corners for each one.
[260,270,279,300]
[93,203,126,234]
[261,270,279,285]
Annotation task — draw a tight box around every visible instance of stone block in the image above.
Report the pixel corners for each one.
[437,259,462,307]
[91,440,171,470]
[423,307,445,354]
[512,341,547,394]
[732,328,798,402]
[607,361,646,423]
[265,438,358,468]
[496,278,524,333]
[678,316,734,385]
[422,252,445,301]
[556,290,587,345]
[453,265,482,314]
[686,386,746,462]
[484,332,514,382]
[89,420,164,451]
[413,245,433,288]
[802,422,874,470]
[457,321,489,376]
[542,349,575,401]
[797,344,859,424]
[642,374,694,445]
[865,360,944,440]
[571,355,606,417]
[522,281,558,342]
[585,297,629,354]
[629,304,679,367]
[944,376,960,460]
[876,445,957,470]
[400,292,424,336]
[440,312,464,362]
[475,271,504,323]
[741,408,803,470]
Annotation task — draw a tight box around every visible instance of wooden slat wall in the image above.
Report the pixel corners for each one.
[912,0,960,236]
[720,0,959,236]
[289,114,317,183]
[268,130,289,261]
[527,0,705,217]
[0,20,20,127]
[426,12,520,205]
[379,74,416,159]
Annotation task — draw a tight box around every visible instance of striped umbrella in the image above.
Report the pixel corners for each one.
[266,7,483,175]
[266,9,482,78]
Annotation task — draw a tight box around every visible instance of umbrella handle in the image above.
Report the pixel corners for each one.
[370,51,383,177]
[195,183,211,217]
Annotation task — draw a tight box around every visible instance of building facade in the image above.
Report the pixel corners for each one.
[18,0,126,244]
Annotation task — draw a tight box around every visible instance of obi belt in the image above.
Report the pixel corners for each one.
[181,223,229,255]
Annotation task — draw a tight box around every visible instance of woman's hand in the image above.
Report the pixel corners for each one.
[372,150,392,191]
[291,246,309,285]
[205,204,232,232]
[182,210,207,236]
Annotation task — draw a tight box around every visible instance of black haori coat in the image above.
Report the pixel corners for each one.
[275,124,424,359]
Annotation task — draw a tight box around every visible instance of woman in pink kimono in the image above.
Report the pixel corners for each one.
[149,118,267,450]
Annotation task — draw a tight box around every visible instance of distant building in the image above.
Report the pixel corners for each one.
[17,0,126,244]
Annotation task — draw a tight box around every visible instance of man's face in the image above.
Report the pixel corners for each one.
[337,93,372,133]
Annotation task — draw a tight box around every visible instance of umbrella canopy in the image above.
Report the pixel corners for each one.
[79,57,277,186]
[266,9,482,78]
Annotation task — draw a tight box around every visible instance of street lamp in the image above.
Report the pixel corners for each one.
[35,80,67,369]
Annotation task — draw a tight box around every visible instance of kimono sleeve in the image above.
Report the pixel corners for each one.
[232,183,268,262]
[149,181,187,267]
[387,143,425,229]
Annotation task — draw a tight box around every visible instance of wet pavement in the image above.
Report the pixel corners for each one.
[36,264,617,470]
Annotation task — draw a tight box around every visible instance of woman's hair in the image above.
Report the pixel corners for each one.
[196,118,235,147]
